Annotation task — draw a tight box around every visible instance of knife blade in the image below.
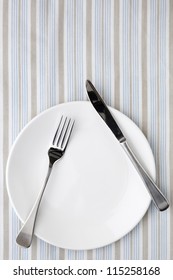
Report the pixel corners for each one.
[86,80,169,211]
[86,80,126,143]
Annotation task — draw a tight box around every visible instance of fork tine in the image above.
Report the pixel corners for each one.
[52,116,67,146]
[57,117,71,149]
[61,119,75,150]
[57,117,69,148]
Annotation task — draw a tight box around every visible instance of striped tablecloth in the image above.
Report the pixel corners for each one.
[0,0,172,260]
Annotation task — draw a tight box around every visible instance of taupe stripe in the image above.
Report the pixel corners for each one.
[129,1,133,259]
[129,0,132,121]
[31,0,37,118]
[3,0,9,260]
[30,0,37,260]
[18,0,21,130]
[58,0,65,104]
[156,0,160,260]
[169,0,173,260]
[58,247,65,259]
[114,0,120,110]
[86,0,92,260]
[141,0,148,136]
[74,0,76,101]
[18,0,21,260]
[113,0,121,260]
[57,0,65,259]
[86,0,92,81]
[141,0,148,260]
[102,0,105,99]
[46,0,49,109]
[44,0,50,259]
[87,249,93,260]
[114,241,120,260]
[31,236,37,259]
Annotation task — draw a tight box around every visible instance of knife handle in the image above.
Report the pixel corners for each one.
[121,141,169,211]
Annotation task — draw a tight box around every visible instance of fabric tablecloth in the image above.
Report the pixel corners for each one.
[0,0,172,259]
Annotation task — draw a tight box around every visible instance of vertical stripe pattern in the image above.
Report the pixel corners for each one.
[0,0,4,260]
[0,0,172,259]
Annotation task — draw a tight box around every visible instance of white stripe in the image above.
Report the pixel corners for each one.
[27,0,31,122]
[138,0,143,259]
[95,0,103,91]
[64,0,75,102]
[120,0,131,259]
[147,0,151,260]
[56,0,60,104]
[110,0,114,106]
[148,0,159,260]
[36,0,40,258]
[20,0,30,259]
[159,0,169,259]
[8,0,12,148]
[119,0,123,259]
[8,0,12,261]
[36,0,40,113]
[131,0,142,259]
[103,0,111,104]
[54,0,58,106]
[0,0,3,260]
[166,0,170,260]
[91,0,95,84]
[48,0,57,107]
[20,0,28,128]
[83,0,87,101]
[165,0,170,259]
[76,0,83,100]
[44,0,48,110]
[47,0,58,257]
[64,0,67,101]
[119,0,123,111]
[9,0,14,260]
[138,0,142,128]
[9,0,20,259]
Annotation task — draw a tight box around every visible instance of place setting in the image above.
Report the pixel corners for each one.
[6,81,169,250]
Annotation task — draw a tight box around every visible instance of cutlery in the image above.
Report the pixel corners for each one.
[16,116,75,248]
[86,80,169,211]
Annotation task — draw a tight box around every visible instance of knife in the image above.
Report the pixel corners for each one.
[86,80,169,211]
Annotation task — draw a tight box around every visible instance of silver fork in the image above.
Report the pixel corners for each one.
[16,116,75,248]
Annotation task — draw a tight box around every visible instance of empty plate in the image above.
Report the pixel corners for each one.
[6,101,155,250]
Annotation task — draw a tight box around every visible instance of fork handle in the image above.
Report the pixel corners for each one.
[16,166,52,248]
[121,141,169,211]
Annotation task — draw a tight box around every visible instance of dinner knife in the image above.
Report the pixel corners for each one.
[86,80,169,211]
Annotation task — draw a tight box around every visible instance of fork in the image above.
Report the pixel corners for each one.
[16,116,75,248]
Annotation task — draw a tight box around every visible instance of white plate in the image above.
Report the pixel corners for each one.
[6,101,155,250]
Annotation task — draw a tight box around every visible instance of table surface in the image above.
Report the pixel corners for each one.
[0,0,172,260]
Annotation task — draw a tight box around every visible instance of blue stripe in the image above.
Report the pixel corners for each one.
[159,0,168,259]
[20,0,28,259]
[11,0,20,260]
[76,0,84,100]
[39,0,49,258]
[121,0,131,260]
[66,0,75,102]
[39,0,47,111]
[131,0,141,259]
[49,0,56,107]
[104,0,111,105]
[149,0,158,260]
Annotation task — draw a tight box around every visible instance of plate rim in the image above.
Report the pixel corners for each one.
[6,101,154,250]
